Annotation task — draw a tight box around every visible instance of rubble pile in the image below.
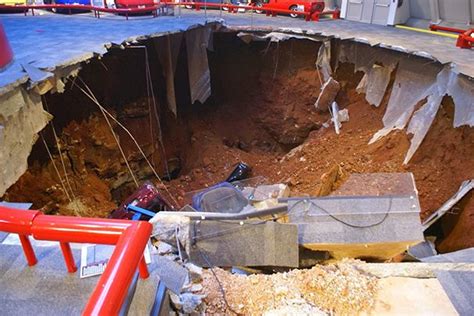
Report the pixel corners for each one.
[199,261,378,315]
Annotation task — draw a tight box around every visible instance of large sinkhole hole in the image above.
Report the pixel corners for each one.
[5,32,335,217]
[3,30,474,253]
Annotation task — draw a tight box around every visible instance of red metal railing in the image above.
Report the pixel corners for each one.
[0,2,340,21]
[162,2,340,21]
[0,4,163,19]
[0,205,152,315]
[430,24,474,49]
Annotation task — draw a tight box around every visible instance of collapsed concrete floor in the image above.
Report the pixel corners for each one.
[1,24,474,315]
[3,31,473,254]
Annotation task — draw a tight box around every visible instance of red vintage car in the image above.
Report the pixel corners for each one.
[254,0,324,18]
[114,0,154,8]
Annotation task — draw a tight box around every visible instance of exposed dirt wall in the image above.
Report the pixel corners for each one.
[3,32,473,252]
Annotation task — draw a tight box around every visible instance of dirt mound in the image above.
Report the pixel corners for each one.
[200,260,378,315]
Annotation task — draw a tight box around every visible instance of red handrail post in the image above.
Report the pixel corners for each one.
[138,256,149,279]
[0,206,152,313]
[19,234,38,266]
[60,241,78,273]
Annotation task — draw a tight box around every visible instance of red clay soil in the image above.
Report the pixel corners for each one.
[3,53,474,252]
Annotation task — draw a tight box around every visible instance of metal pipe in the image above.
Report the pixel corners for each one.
[0,208,40,235]
[32,215,132,244]
[60,241,77,273]
[83,221,152,315]
[18,234,38,266]
[157,204,288,220]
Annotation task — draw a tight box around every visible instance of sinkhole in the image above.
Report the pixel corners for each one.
[2,28,473,253]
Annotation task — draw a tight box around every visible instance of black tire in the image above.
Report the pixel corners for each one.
[254,2,263,14]
[289,4,299,18]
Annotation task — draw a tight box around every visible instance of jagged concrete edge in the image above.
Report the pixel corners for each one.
[0,21,223,96]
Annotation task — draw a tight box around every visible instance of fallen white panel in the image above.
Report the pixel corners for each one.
[403,66,452,164]
[370,58,442,144]
[237,31,321,44]
[361,63,395,107]
[403,95,443,164]
[447,73,474,128]
[316,40,332,81]
[186,27,212,104]
[154,33,184,116]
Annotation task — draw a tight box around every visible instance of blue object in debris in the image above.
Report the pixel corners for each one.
[127,204,157,220]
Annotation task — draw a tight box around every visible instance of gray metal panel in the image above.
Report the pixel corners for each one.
[372,0,391,25]
[438,0,471,25]
[422,248,474,263]
[188,220,299,267]
[471,0,474,23]
[345,0,366,21]
[435,271,474,316]
[288,196,424,244]
[361,0,376,23]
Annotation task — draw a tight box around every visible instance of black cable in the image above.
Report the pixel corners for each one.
[287,197,393,229]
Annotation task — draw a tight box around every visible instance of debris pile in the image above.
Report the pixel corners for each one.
[199,261,378,315]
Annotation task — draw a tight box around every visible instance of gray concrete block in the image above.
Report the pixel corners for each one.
[187,220,299,268]
[288,194,424,259]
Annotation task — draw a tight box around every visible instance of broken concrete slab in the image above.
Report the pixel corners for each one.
[187,220,298,268]
[153,255,189,295]
[0,88,52,196]
[314,77,340,113]
[288,193,424,260]
[349,262,474,278]
[150,213,191,250]
[435,271,474,316]
[422,248,474,263]
[407,239,437,260]
[371,277,458,315]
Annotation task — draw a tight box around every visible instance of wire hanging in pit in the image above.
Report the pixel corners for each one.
[73,77,180,209]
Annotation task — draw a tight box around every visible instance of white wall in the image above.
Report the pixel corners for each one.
[409,0,431,20]
[410,0,474,25]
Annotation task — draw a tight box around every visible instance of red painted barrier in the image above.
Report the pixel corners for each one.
[0,22,13,71]
[430,24,474,49]
[0,206,152,315]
